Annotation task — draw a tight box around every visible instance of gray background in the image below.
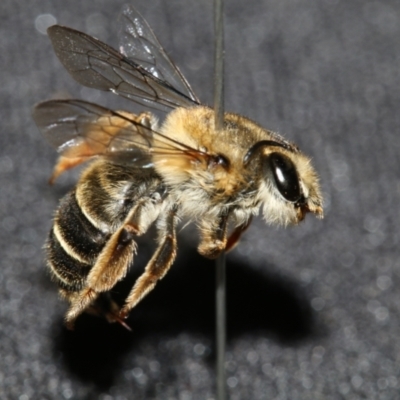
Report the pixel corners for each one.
[1,0,400,399]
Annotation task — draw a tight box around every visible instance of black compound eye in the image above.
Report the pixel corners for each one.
[269,153,301,202]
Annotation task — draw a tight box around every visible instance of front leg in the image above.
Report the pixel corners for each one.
[225,216,252,252]
[119,205,178,319]
[197,212,229,259]
[197,212,252,259]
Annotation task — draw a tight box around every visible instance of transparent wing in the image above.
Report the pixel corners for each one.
[33,99,207,164]
[34,100,150,166]
[118,5,200,105]
[47,25,200,112]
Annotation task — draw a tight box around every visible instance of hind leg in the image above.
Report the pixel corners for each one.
[64,196,162,328]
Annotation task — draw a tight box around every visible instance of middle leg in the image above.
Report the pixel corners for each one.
[119,205,178,319]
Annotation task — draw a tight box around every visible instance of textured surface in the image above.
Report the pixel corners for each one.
[1,0,400,398]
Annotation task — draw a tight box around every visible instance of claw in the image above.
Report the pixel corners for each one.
[105,310,132,331]
[113,315,132,331]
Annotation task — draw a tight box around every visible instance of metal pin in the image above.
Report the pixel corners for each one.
[213,0,226,399]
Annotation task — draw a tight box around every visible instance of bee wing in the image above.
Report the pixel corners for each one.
[118,5,199,105]
[33,99,207,166]
[47,25,200,112]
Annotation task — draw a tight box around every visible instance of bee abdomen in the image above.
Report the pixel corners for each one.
[47,190,109,292]
[47,230,90,291]
[55,190,108,262]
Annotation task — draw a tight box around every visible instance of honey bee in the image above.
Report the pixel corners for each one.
[33,5,323,329]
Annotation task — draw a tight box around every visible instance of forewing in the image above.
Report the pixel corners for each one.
[47,25,199,112]
[118,5,199,104]
[33,99,207,165]
[33,99,152,166]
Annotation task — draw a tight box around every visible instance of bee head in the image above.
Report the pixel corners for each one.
[245,141,323,226]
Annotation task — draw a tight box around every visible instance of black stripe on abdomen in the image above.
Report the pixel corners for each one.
[55,190,108,264]
[47,229,91,292]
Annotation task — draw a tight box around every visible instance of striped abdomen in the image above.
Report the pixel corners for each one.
[46,160,162,295]
[47,189,109,293]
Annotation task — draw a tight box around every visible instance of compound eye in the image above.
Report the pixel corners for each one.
[269,153,301,202]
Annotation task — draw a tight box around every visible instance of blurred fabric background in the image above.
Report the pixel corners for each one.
[1,0,400,398]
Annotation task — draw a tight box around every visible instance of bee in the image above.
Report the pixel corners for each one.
[33,5,323,329]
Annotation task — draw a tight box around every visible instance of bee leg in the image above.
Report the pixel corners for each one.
[64,224,138,326]
[64,199,157,326]
[197,213,229,259]
[119,206,178,319]
[225,216,253,252]
[86,293,132,331]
